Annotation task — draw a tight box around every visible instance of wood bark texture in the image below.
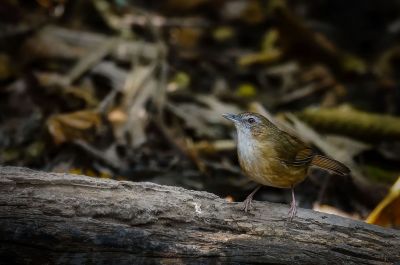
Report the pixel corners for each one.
[0,166,399,264]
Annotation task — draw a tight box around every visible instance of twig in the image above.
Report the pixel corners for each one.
[62,38,119,86]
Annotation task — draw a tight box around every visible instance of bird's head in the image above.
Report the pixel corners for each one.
[222,112,274,138]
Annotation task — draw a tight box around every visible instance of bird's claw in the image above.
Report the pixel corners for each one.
[288,200,297,221]
[242,197,252,213]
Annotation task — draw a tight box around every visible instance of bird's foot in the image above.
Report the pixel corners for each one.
[242,185,261,213]
[242,195,253,213]
[287,200,297,221]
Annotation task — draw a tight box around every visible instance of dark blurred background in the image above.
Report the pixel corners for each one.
[1,0,400,227]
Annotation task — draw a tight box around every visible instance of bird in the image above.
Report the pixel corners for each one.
[223,112,350,220]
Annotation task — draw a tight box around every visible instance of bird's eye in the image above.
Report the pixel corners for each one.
[247,117,255,124]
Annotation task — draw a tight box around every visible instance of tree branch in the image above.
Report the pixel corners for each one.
[0,167,399,264]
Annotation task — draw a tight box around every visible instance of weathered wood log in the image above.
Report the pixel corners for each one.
[0,167,399,264]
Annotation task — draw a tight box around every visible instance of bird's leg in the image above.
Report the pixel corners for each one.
[243,185,261,212]
[288,186,297,221]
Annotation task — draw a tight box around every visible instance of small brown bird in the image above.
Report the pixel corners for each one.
[223,112,350,220]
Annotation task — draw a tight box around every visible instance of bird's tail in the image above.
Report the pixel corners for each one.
[311,155,350,176]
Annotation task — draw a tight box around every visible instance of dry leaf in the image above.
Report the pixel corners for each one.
[108,108,127,125]
[165,0,209,11]
[193,140,235,154]
[113,63,157,148]
[170,28,203,49]
[47,110,100,144]
[366,176,400,228]
[313,203,361,220]
[167,95,242,138]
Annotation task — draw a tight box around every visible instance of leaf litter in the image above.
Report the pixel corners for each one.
[1,0,400,227]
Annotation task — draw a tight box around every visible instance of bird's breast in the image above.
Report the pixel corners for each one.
[237,134,306,188]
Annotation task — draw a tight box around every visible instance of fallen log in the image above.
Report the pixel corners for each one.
[0,166,399,264]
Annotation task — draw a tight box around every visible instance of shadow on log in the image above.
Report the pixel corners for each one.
[0,167,399,264]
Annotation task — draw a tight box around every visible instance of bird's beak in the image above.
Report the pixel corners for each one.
[222,113,240,123]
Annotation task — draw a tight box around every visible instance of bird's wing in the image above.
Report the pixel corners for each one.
[273,131,314,166]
